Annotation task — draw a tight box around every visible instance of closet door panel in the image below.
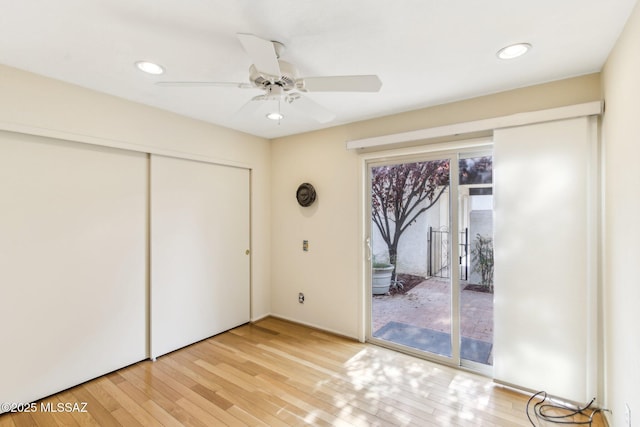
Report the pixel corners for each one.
[0,131,147,407]
[150,155,250,358]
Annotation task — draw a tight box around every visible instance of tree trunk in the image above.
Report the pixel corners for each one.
[388,245,398,280]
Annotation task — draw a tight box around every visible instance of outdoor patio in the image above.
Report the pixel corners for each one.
[372,276,494,364]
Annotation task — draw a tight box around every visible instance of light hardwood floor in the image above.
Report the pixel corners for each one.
[0,317,606,426]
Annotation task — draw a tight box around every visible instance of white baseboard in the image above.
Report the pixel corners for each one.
[260,314,359,341]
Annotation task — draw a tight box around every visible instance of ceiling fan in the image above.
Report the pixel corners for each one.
[156,33,382,123]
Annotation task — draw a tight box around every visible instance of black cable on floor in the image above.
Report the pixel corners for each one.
[526,391,609,426]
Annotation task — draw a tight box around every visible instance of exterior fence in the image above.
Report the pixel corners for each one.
[428,226,468,280]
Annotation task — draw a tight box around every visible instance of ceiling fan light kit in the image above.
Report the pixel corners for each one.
[156,33,382,124]
[266,112,284,121]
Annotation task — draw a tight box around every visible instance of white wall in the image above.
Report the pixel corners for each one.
[371,189,444,277]
[397,197,443,278]
[470,195,492,210]
[0,64,271,321]
[271,74,602,340]
[602,1,640,425]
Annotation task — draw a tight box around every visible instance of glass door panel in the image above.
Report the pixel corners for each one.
[370,157,454,361]
[458,153,494,368]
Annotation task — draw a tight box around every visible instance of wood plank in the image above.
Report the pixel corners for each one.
[68,385,118,426]
[147,361,246,425]
[6,412,37,427]
[93,377,159,426]
[0,413,17,427]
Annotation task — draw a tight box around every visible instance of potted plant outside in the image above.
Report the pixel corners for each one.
[372,262,394,294]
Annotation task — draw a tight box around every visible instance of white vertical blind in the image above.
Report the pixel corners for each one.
[150,155,250,358]
[0,131,148,406]
[493,117,597,402]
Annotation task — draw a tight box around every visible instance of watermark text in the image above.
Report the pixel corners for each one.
[1,402,88,413]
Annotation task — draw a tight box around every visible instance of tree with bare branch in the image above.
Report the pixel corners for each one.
[371,160,450,277]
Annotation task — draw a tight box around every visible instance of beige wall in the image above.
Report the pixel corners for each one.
[271,74,601,339]
[344,73,602,142]
[0,64,272,320]
[602,1,640,425]
[271,125,362,336]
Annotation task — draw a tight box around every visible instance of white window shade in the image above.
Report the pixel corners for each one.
[493,116,598,402]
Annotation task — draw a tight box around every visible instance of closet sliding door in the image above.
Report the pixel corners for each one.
[150,155,250,359]
[493,116,598,403]
[0,131,148,407]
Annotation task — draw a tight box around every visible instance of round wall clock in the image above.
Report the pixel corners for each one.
[296,183,317,207]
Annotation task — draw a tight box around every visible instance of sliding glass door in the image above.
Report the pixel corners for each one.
[368,148,493,372]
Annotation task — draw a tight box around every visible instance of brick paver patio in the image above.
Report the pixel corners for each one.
[372,277,494,363]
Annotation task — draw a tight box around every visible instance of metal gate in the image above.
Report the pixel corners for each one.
[428,226,468,280]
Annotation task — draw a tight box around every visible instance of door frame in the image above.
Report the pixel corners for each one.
[359,137,493,372]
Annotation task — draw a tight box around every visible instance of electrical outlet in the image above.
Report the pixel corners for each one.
[298,292,305,304]
[625,403,631,427]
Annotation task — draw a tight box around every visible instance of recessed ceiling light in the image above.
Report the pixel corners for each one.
[266,112,284,121]
[497,43,532,60]
[135,61,165,75]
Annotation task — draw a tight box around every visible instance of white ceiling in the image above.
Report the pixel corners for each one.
[1,0,637,139]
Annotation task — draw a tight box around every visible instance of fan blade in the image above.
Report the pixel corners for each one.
[235,95,265,117]
[155,81,254,89]
[299,75,382,92]
[286,94,336,123]
[237,33,281,77]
